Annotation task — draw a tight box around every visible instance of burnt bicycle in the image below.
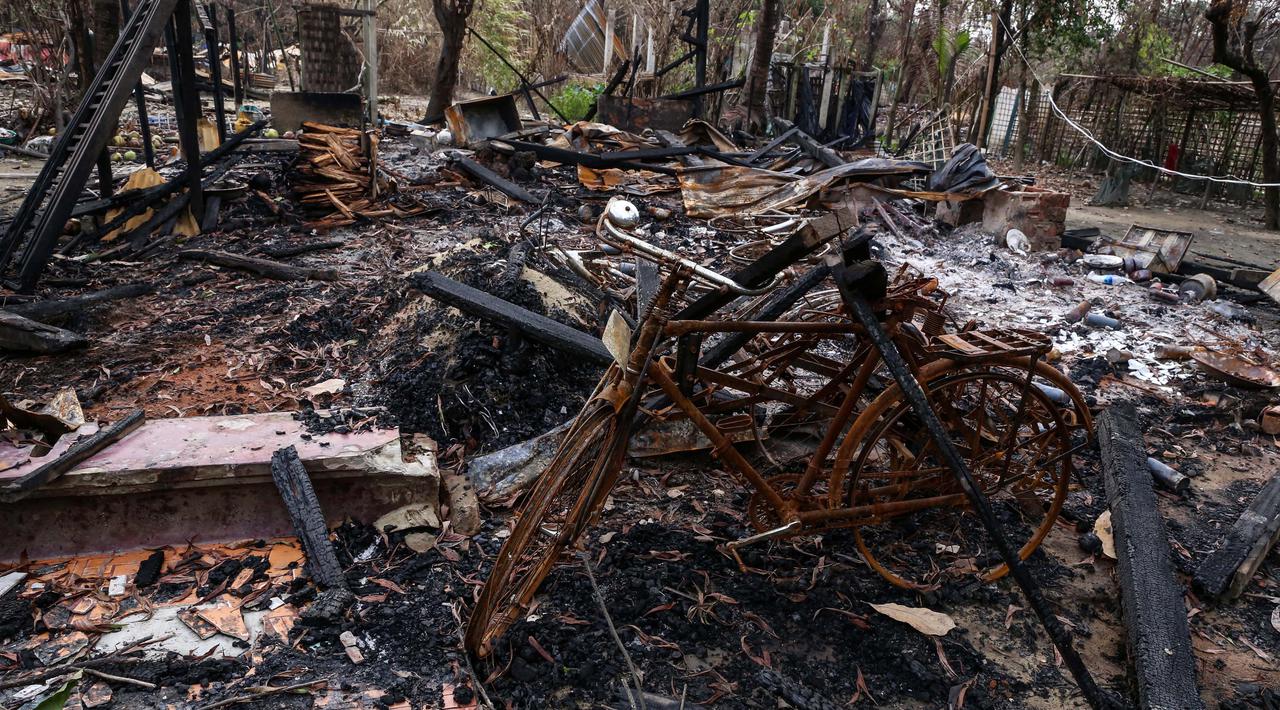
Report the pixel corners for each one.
[464,198,1093,660]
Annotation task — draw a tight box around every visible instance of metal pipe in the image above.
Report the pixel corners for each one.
[599,200,778,296]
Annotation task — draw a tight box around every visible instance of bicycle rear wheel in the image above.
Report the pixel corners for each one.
[465,376,631,658]
[843,361,1073,590]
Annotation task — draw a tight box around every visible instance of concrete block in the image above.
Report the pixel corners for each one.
[982,186,1070,251]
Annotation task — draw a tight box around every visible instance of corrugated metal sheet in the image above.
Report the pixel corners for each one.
[559,0,626,72]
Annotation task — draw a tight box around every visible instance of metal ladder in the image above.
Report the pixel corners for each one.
[0,0,180,291]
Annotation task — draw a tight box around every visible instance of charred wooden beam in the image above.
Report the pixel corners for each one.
[498,140,679,176]
[258,239,346,259]
[746,126,800,164]
[659,78,744,101]
[1193,472,1280,600]
[8,283,154,325]
[0,310,88,354]
[413,271,611,364]
[0,410,145,501]
[452,157,538,204]
[1097,403,1204,710]
[771,118,845,168]
[270,446,347,589]
[178,249,341,281]
[677,206,858,321]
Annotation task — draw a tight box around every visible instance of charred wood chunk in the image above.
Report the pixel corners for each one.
[1097,404,1204,710]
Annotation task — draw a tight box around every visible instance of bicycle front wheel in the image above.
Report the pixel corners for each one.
[465,385,631,658]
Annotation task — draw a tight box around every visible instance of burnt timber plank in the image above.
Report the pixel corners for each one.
[1193,472,1280,600]
[0,310,88,354]
[270,446,347,589]
[453,157,538,204]
[1097,403,1204,710]
[771,118,845,168]
[414,271,611,365]
[0,410,145,501]
[9,283,154,325]
[635,256,659,320]
[178,249,340,281]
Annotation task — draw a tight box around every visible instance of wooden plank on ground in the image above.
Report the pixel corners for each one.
[178,249,340,281]
[1193,472,1280,600]
[1097,403,1204,710]
[453,157,538,204]
[0,410,145,501]
[0,310,88,354]
[413,271,610,364]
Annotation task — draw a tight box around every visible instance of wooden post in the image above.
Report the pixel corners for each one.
[692,0,708,117]
[204,3,227,143]
[645,24,655,74]
[602,5,614,74]
[227,7,244,105]
[168,0,204,219]
[817,20,834,130]
[363,0,377,124]
[975,10,999,149]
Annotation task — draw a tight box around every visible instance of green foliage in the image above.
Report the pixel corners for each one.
[1024,0,1112,56]
[35,672,80,710]
[1139,25,1232,78]
[551,82,604,122]
[466,0,529,93]
[932,27,970,80]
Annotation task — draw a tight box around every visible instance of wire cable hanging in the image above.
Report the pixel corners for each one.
[995,13,1280,188]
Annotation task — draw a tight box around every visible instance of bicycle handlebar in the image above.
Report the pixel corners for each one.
[597,199,780,297]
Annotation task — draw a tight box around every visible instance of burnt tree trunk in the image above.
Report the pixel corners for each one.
[1207,0,1279,229]
[743,0,780,133]
[863,0,883,71]
[94,0,121,68]
[424,0,475,123]
[883,0,918,144]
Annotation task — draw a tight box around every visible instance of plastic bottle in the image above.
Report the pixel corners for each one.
[1084,312,1120,329]
[1049,276,1075,287]
[1087,272,1133,286]
[1035,383,1072,405]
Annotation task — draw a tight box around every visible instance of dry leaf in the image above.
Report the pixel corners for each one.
[301,378,346,399]
[869,602,956,636]
[1094,510,1117,560]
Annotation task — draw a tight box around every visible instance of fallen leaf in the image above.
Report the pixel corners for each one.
[869,602,956,636]
[1240,635,1273,661]
[370,578,407,595]
[301,378,346,399]
[1094,510,1116,560]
